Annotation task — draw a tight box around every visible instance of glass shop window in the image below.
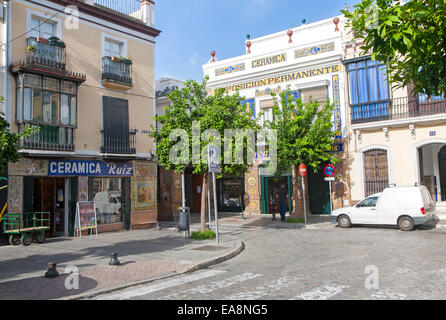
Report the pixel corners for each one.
[91,178,125,225]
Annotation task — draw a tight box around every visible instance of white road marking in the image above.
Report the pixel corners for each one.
[370,289,406,300]
[98,269,227,300]
[225,276,300,300]
[291,284,350,300]
[161,272,262,300]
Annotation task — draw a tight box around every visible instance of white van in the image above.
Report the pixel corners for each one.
[331,185,435,231]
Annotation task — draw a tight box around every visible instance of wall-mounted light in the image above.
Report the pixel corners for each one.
[409,124,415,138]
[355,130,362,143]
[383,127,389,139]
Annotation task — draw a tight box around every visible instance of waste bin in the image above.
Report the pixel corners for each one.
[177,206,190,232]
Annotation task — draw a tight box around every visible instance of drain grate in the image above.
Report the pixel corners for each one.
[191,245,227,251]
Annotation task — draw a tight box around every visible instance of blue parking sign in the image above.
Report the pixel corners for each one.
[208,146,220,173]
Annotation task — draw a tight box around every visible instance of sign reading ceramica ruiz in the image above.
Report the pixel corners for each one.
[252,53,286,68]
[225,64,342,93]
[48,160,133,176]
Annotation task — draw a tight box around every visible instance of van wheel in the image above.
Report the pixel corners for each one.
[398,216,414,231]
[338,215,352,228]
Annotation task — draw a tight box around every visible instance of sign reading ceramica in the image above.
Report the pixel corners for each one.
[252,53,286,68]
[48,160,133,176]
[225,64,342,92]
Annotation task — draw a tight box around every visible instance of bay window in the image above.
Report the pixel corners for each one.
[15,73,78,150]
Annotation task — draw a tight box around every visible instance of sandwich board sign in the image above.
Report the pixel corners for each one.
[75,201,98,237]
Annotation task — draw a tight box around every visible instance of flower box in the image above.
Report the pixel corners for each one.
[36,37,49,44]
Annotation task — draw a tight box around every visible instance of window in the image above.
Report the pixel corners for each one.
[104,38,123,57]
[357,196,379,208]
[347,58,390,121]
[30,17,56,39]
[90,178,125,224]
[16,74,77,126]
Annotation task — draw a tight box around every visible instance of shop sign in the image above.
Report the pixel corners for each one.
[215,63,245,76]
[75,201,98,237]
[331,143,344,153]
[295,42,335,59]
[48,160,133,176]
[225,64,342,92]
[332,74,342,139]
[252,53,287,68]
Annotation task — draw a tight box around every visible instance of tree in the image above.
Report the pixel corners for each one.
[0,108,38,174]
[150,78,259,231]
[264,88,337,217]
[343,0,446,96]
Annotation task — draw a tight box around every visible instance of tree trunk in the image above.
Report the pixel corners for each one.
[292,165,299,217]
[200,172,208,231]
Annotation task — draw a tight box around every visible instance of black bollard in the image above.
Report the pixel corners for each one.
[45,262,59,278]
[109,253,120,266]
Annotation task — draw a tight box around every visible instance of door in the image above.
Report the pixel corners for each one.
[307,167,330,214]
[363,149,389,197]
[191,174,203,214]
[103,96,130,153]
[438,146,446,201]
[260,176,292,214]
[350,195,379,224]
[54,178,65,236]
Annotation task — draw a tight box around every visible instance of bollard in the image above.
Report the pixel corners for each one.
[45,262,59,278]
[109,253,121,266]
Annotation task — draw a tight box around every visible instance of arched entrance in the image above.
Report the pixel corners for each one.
[438,146,446,201]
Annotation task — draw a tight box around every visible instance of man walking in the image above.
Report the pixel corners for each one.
[276,183,288,222]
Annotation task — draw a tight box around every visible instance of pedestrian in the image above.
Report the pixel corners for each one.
[276,183,288,222]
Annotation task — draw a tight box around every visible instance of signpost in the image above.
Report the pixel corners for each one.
[75,201,98,237]
[208,146,220,244]
[324,164,335,214]
[298,164,307,224]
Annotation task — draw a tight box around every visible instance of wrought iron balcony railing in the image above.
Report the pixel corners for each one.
[19,123,74,152]
[101,130,136,154]
[102,56,132,87]
[93,0,145,22]
[351,96,446,124]
[25,37,66,70]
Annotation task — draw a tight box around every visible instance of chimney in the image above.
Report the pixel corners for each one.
[141,0,155,27]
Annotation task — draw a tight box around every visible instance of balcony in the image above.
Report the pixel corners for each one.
[101,56,133,90]
[19,124,74,152]
[25,37,66,70]
[351,96,446,125]
[93,0,153,25]
[10,37,86,83]
[101,130,136,154]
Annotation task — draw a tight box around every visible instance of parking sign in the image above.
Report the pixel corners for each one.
[208,146,220,173]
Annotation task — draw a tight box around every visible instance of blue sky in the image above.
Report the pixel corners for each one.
[155,0,361,82]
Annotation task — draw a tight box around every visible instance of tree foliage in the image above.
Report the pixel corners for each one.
[265,88,337,174]
[343,0,446,96]
[150,78,259,177]
[0,111,37,173]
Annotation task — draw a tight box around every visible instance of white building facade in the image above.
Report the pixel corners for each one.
[202,17,351,216]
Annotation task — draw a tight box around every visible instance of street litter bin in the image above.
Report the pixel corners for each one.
[177,206,190,232]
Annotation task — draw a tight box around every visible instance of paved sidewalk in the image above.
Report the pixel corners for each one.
[0,228,243,300]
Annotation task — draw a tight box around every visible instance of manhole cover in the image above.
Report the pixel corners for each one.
[191,245,227,251]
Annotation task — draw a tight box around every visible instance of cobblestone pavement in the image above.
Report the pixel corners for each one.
[93,220,446,300]
[0,229,240,300]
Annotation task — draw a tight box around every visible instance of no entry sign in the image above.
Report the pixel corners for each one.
[324,164,335,177]
[299,164,307,177]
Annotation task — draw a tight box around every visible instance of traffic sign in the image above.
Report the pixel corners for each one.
[324,177,335,181]
[298,164,307,177]
[324,164,335,177]
[208,146,220,173]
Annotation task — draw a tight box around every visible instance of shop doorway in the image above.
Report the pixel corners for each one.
[260,175,292,214]
[217,177,244,212]
[24,177,74,237]
[438,145,446,201]
[307,167,330,214]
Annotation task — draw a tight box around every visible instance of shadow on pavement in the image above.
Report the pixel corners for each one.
[0,274,98,300]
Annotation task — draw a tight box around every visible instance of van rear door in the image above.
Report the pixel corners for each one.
[421,188,435,217]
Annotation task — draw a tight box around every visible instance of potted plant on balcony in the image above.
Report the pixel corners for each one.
[26,45,36,54]
[36,37,49,44]
[119,56,133,65]
[48,36,66,48]
[111,56,119,62]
